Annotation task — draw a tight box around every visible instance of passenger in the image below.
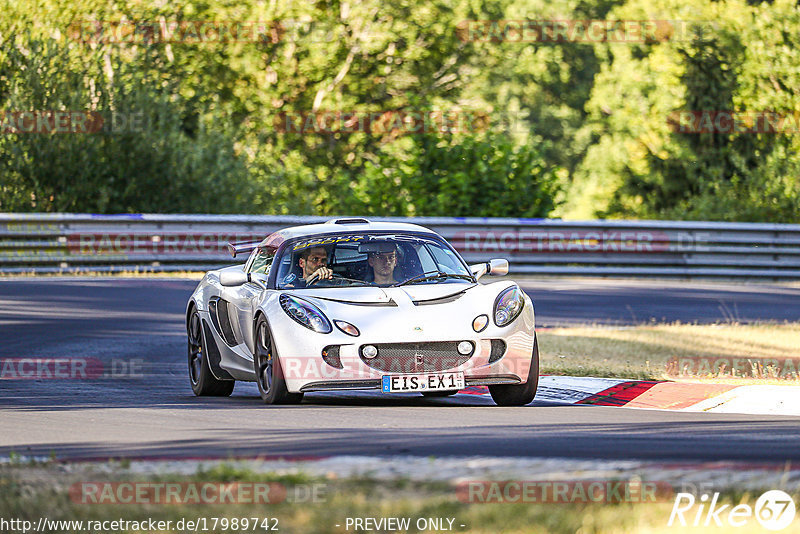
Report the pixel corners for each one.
[367,243,399,286]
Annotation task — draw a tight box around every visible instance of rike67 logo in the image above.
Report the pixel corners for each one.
[669,490,796,530]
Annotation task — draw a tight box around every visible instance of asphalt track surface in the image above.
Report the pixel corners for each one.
[1,277,799,463]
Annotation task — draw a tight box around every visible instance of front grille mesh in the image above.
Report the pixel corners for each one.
[321,345,343,369]
[488,339,507,363]
[360,342,472,373]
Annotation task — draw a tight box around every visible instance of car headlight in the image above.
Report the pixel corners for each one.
[279,294,332,333]
[493,286,524,327]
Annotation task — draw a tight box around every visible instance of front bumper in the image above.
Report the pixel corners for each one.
[298,374,523,393]
[275,330,535,394]
[263,286,537,394]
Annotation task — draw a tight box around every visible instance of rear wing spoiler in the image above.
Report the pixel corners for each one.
[226,240,262,258]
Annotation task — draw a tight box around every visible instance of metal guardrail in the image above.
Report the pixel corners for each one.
[2,213,800,278]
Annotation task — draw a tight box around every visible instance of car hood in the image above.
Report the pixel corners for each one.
[290,283,476,305]
[275,280,523,343]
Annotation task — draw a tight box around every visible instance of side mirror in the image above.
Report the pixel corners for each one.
[470,259,509,281]
[219,268,249,287]
[488,258,509,276]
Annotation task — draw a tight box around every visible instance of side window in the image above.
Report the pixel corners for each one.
[247,247,275,275]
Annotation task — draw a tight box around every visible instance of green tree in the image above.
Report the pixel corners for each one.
[571,0,800,222]
[341,132,560,217]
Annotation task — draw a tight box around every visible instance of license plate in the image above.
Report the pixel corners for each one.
[381,372,465,393]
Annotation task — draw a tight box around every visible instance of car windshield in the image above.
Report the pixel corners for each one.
[274,232,474,289]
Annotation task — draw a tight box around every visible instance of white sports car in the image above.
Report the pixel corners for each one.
[185,218,538,406]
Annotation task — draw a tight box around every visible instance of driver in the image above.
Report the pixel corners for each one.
[367,243,399,285]
[286,246,333,287]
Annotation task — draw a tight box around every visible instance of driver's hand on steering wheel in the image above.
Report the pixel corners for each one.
[307,266,333,284]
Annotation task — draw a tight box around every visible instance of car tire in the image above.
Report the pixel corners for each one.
[421,390,459,397]
[254,316,304,405]
[187,309,235,397]
[488,333,539,407]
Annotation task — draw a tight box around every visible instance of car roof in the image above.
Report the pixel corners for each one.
[259,218,439,248]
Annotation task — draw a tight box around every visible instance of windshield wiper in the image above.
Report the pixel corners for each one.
[308,274,365,286]
[395,271,473,287]
[333,275,367,286]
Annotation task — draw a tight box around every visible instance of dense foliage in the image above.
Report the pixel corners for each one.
[1,0,798,221]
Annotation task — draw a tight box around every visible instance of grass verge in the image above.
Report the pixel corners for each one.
[538,322,800,382]
[2,463,798,534]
